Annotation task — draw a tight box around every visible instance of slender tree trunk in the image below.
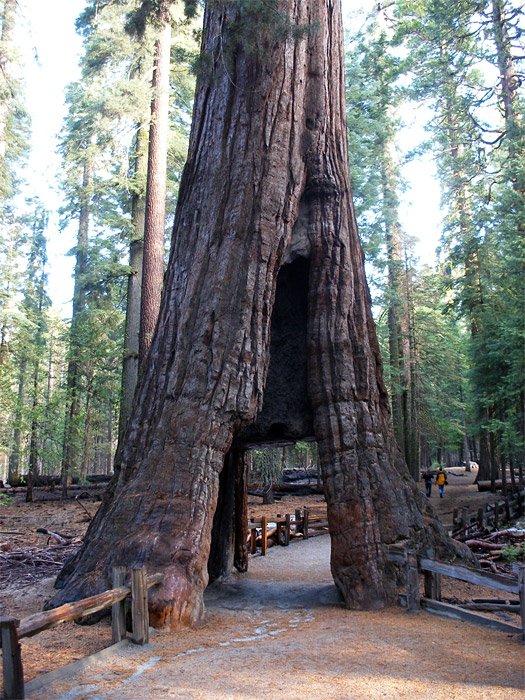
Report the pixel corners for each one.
[26,357,40,503]
[8,360,26,485]
[50,1,470,627]
[26,256,47,501]
[106,400,114,475]
[491,0,520,159]
[382,148,406,461]
[80,369,93,481]
[138,18,171,365]
[403,251,419,477]
[459,384,470,471]
[61,160,91,497]
[119,122,148,438]
[41,335,55,477]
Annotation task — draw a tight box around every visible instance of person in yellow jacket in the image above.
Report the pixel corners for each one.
[435,467,448,498]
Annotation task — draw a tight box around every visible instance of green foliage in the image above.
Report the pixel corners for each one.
[0,0,30,201]
[0,493,14,506]
[501,542,525,562]
[391,0,525,471]
[249,447,283,486]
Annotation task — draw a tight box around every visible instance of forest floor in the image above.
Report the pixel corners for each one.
[0,467,524,699]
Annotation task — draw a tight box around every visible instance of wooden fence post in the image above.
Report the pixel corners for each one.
[406,550,420,613]
[250,526,257,554]
[423,569,441,601]
[261,516,267,556]
[284,513,291,546]
[111,566,127,643]
[131,567,149,645]
[1,617,24,699]
[518,565,525,644]
[303,507,309,540]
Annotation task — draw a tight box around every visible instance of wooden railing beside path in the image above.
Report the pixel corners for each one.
[248,506,328,555]
[452,487,524,537]
[391,546,525,643]
[0,567,163,700]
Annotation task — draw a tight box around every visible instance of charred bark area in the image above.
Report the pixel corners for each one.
[238,257,313,445]
[208,451,236,582]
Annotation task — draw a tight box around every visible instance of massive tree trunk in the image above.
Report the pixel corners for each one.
[50,0,467,627]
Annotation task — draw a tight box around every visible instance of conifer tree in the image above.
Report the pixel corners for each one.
[0,0,29,201]
[394,0,524,481]
[345,14,419,476]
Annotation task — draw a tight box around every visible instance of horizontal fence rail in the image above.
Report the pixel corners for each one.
[390,545,525,643]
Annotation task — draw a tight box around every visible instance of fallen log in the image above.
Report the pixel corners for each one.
[36,529,81,546]
[478,560,504,574]
[465,539,504,551]
[463,602,520,613]
[477,481,502,492]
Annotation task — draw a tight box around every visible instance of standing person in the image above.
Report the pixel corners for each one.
[436,468,447,498]
[423,471,433,498]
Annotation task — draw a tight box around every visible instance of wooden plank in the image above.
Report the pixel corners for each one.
[17,573,162,640]
[463,602,520,612]
[24,639,132,696]
[518,565,525,643]
[18,585,129,639]
[1,617,24,700]
[111,566,127,644]
[424,570,441,601]
[421,598,522,636]
[250,527,257,554]
[419,558,519,594]
[131,567,149,645]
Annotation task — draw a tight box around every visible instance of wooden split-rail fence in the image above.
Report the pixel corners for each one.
[0,566,163,700]
[387,545,525,644]
[248,506,328,555]
[452,487,525,537]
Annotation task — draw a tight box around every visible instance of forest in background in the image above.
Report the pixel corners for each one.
[0,0,523,495]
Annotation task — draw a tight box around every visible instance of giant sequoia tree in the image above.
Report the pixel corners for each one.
[50,0,466,627]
